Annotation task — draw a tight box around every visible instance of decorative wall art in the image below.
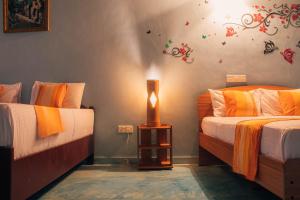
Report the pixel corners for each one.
[163,41,194,64]
[145,1,299,66]
[3,0,49,33]
[225,3,300,36]
[264,41,279,54]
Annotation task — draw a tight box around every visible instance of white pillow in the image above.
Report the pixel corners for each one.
[208,89,225,117]
[208,89,262,117]
[30,81,85,108]
[260,89,300,116]
[0,83,22,103]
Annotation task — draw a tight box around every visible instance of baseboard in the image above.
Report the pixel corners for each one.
[94,156,198,165]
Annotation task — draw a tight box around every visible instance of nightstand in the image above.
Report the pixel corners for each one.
[137,124,173,169]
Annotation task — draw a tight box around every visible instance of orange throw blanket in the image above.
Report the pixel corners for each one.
[233,118,300,181]
[34,106,64,138]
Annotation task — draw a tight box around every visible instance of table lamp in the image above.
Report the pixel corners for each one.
[147,80,160,127]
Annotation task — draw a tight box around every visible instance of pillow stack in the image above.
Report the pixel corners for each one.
[31,81,85,108]
[209,88,300,117]
[209,89,261,117]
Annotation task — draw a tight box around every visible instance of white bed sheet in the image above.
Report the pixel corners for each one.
[202,116,300,162]
[0,103,94,160]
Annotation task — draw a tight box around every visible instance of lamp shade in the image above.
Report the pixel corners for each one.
[147,80,160,127]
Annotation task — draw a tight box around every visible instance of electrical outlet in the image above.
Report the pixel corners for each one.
[118,125,134,134]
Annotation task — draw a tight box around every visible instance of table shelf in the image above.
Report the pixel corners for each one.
[137,124,173,170]
[138,144,172,150]
[138,159,172,170]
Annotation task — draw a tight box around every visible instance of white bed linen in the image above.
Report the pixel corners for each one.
[0,103,94,160]
[202,116,300,162]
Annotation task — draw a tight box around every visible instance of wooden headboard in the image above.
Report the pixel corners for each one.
[197,85,291,132]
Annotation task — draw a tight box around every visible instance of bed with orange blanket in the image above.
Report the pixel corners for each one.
[0,103,94,200]
[198,86,300,200]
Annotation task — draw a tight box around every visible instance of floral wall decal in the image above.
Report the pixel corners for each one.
[264,40,279,54]
[280,48,295,64]
[146,1,299,66]
[225,3,300,36]
[163,42,194,64]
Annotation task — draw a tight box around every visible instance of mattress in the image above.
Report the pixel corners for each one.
[202,116,300,162]
[0,103,94,160]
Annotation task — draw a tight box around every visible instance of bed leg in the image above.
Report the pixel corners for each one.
[284,159,300,200]
[198,146,224,166]
[0,147,12,200]
[85,154,94,165]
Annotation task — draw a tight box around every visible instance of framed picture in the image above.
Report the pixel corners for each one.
[3,0,49,33]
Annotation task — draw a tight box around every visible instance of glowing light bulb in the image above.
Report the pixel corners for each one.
[149,92,157,108]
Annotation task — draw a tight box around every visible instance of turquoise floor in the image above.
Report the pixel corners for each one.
[35,164,279,200]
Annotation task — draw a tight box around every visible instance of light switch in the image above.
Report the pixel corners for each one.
[226,74,247,83]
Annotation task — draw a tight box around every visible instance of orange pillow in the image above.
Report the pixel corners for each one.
[35,84,67,107]
[278,91,300,115]
[223,90,258,117]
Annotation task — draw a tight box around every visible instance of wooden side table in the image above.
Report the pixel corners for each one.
[137,124,173,169]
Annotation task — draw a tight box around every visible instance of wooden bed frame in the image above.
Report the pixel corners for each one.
[0,105,94,200]
[198,85,300,200]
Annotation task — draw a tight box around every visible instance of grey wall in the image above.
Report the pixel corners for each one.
[0,0,300,159]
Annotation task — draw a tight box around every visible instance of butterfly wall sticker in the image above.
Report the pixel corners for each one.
[264,40,278,54]
[297,41,300,48]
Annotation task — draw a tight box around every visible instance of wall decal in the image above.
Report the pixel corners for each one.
[185,21,190,26]
[225,3,300,36]
[222,41,226,46]
[202,35,207,39]
[219,59,223,64]
[163,42,194,64]
[297,41,300,48]
[226,27,237,37]
[146,30,151,34]
[264,41,278,54]
[280,48,295,64]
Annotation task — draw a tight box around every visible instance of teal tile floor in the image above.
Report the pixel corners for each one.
[33,164,280,200]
